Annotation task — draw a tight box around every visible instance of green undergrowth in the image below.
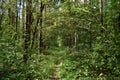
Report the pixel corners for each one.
[0,44,58,80]
[59,48,120,80]
[59,49,92,80]
[27,54,56,80]
[0,53,56,80]
[0,45,120,80]
[0,34,58,80]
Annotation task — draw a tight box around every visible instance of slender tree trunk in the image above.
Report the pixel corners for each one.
[31,0,39,49]
[0,0,4,30]
[89,0,92,51]
[15,0,18,39]
[39,2,45,53]
[22,0,25,48]
[99,0,103,25]
[23,0,32,62]
[69,34,73,48]
[31,26,37,48]
[74,31,78,50]
[8,0,15,26]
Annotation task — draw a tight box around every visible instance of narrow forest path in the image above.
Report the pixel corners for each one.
[50,54,60,80]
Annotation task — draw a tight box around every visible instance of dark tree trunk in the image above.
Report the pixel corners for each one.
[23,0,32,62]
[31,0,39,49]
[39,2,45,53]
[0,0,4,30]
[8,0,15,25]
[89,0,92,51]
[15,0,19,39]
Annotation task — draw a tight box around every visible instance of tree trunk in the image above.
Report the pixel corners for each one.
[99,0,103,25]
[22,0,25,48]
[15,0,19,39]
[89,0,92,51]
[23,0,32,62]
[31,0,39,49]
[0,0,4,30]
[39,2,45,53]
[8,0,15,26]
[74,31,78,50]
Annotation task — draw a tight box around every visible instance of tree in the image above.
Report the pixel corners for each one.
[23,0,32,62]
[99,0,103,25]
[39,1,45,53]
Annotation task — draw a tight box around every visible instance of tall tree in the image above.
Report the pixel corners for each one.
[23,0,32,62]
[39,1,45,53]
[31,0,39,49]
[99,0,103,25]
[0,0,4,30]
[8,0,16,26]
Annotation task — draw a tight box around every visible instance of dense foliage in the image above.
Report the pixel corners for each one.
[0,0,120,80]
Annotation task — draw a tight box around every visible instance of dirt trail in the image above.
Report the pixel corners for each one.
[50,56,60,80]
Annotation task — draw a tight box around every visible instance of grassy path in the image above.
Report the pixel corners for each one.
[50,54,60,80]
[48,47,66,80]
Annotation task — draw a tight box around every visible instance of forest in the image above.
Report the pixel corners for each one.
[0,0,120,80]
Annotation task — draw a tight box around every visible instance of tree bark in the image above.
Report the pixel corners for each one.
[74,31,78,50]
[0,0,4,30]
[89,0,92,51]
[15,0,19,39]
[8,0,15,26]
[99,0,103,25]
[23,0,32,62]
[31,0,39,49]
[39,2,45,53]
